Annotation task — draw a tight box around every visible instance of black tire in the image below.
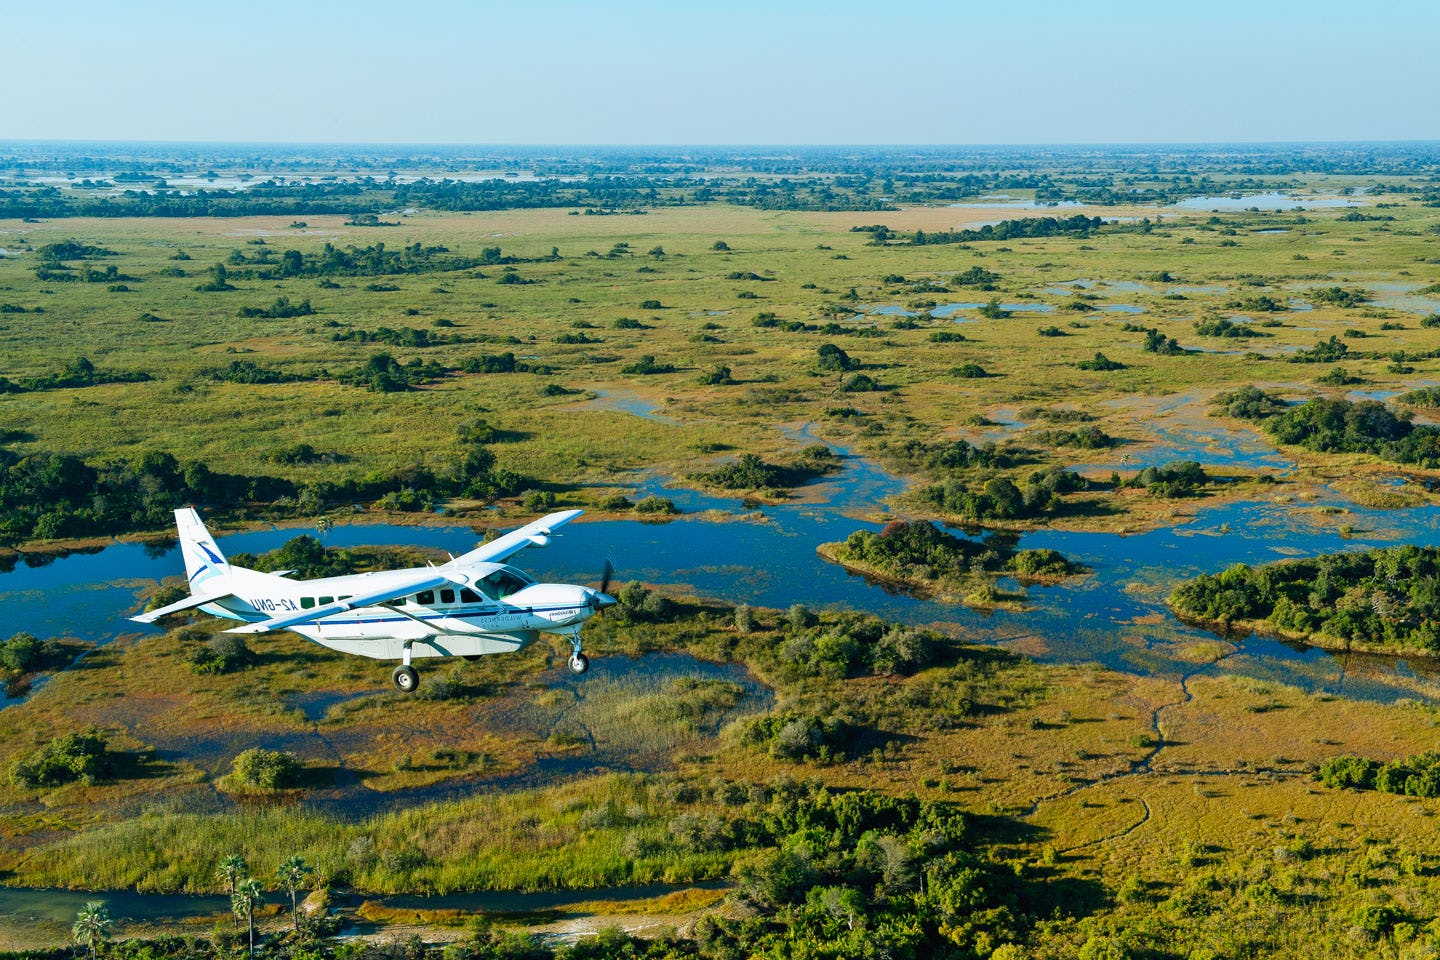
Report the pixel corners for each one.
[392,665,420,693]
[568,653,589,675]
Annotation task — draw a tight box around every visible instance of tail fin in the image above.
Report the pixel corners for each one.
[175,507,229,587]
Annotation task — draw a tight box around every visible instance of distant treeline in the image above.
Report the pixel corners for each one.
[0,432,530,545]
[908,215,1109,246]
[222,241,483,277]
[0,357,151,394]
[5,140,1440,218]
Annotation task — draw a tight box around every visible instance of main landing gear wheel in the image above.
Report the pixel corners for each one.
[391,664,420,693]
[568,653,590,675]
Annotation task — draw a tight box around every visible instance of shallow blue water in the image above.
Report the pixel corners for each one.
[3,424,1440,703]
[1171,193,1362,211]
[931,302,1057,318]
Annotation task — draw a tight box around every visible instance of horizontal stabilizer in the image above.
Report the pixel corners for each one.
[131,588,236,624]
[225,571,458,635]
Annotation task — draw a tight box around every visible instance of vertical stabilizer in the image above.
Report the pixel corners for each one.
[175,507,229,588]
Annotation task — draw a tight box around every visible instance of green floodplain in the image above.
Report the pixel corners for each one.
[4,142,1440,957]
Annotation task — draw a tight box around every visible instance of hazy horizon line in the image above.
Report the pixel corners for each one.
[3,138,1439,151]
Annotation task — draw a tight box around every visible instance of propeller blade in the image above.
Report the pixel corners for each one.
[599,558,614,597]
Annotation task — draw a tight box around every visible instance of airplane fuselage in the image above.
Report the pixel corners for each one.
[134,508,611,690]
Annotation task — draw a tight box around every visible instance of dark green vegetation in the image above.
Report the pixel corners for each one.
[1320,752,1440,798]
[1169,545,1440,653]
[1218,388,1440,467]
[9,729,113,787]
[922,465,1089,520]
[690,448,839,496]
[229,748,305,791]
[822,519,1083,602]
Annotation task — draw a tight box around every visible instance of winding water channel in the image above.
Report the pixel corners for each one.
[3,423,1440,703]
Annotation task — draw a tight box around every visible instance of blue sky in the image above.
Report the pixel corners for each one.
[4,0,1436,144]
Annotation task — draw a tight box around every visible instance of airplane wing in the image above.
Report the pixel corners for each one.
[224,571,458,635]
[454,509,583,565]
[130,588,237,624]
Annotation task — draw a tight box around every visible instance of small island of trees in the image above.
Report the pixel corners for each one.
[1168,544,1440,654]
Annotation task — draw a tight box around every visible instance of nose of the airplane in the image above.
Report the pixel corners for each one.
[588,589,617,611]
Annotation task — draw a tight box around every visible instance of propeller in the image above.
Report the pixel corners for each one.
[590,558,618,613]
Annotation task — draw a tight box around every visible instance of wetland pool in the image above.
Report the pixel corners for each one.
[4,428,1440,705]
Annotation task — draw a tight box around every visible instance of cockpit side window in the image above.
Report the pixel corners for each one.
[476,569,531,600]
[415,590,434,605]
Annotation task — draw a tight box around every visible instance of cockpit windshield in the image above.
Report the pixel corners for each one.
[476,567,533,600]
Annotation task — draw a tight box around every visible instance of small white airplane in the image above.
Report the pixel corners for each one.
[132,507,614,692]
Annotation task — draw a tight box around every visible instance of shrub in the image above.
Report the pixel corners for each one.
[817,343,858,372]
[0,632,42,673]
[1077,352,1124,371]
[621,355,675,375]
[11,730,112,787]
[188,635,255,675]
[523,490,557,512]
[231,748,303,790]
[633,496,679,515]
[838,373,879,392]
[699,364,733,385]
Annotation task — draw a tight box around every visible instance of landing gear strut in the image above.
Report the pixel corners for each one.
[563,629,589,675]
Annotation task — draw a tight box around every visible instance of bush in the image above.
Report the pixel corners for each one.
[188,635,254,675]
[0,632,42,673]
[744,711,852,763]
[817,343,858,372]
[633,496,679,515]
[1077,352,1124,371]
[699,364,733,385]
[11,730,112,787]
[621,355,675,375]
[838,372,879,392]
[1132,460,1207,498]
[522,490,557,512]
[231,748,303,790]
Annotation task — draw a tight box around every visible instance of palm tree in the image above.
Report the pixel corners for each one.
[232,877,264,955]
[216,854,248,926]
[72,901,111,960]
[275,853,313,930]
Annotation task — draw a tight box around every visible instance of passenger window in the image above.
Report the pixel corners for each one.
[460,588,481,604]
[300,597,315,609]
[440,589,455,605]
[416,590,434,605]
[318,596,333,605]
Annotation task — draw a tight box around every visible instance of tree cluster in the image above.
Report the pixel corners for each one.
[1170,545,1440,653]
